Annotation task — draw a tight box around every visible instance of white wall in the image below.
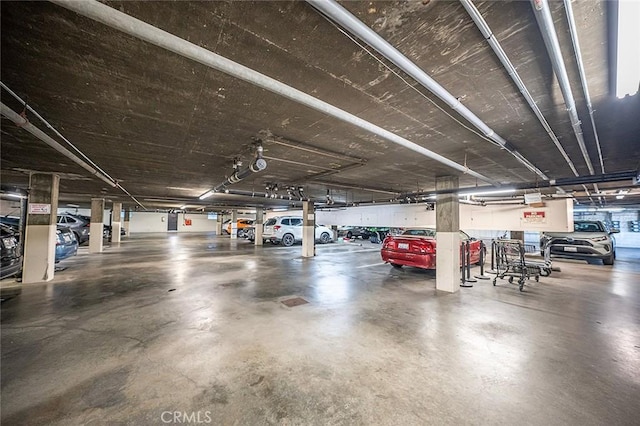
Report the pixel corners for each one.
[177,213,217,233]
[302,199,573,231]
[129,212,218,233]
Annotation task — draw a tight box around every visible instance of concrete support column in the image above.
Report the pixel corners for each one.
[302,200,315,258]
[436,176,460,293]
[230,210,238,239]
[89,198,105,253]
[123,209,131,236]
[510,230,524,242]
[112,202,122,243]
[215,214,223,236]
[254,208,264,246]
[23,173,59,283]
[330,225,339,241]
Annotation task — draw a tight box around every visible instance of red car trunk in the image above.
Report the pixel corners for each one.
[381,231,481,270]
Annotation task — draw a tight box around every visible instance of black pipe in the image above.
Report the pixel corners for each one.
[402,170,638,198]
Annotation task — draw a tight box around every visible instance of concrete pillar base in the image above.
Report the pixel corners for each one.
[436,232,461,293]
[89,223,104,253]
[22,224,56,283]
[112,222,122,243]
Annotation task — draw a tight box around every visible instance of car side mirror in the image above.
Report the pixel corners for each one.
[609,228,620,234]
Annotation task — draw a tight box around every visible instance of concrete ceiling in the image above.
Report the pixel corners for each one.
[1,0,639,211]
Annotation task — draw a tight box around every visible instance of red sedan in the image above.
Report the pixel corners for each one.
[381,228,481,270]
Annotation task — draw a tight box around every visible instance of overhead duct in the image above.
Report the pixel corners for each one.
[199,145,267,200]
[307,0,548,181]
[50,0,497,186]
[530,0,595,175]
[563,0,605,174]
[402,170,639,198]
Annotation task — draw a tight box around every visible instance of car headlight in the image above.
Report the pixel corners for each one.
[591,236,608,242]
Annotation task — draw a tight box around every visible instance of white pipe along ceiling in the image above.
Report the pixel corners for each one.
[459,0,579,178]
[306,0,549,181]
[50,0,498,188]
[530,0,596,176]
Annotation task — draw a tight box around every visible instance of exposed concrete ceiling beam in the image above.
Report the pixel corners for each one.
[50,0,498,187]
[308,0,548,181]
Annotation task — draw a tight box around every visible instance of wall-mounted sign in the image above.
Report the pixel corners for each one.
[523,211,546,223]
[28,203,51,214]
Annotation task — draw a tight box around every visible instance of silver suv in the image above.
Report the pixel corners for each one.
[262,216,333,246]
[541,220,618,265]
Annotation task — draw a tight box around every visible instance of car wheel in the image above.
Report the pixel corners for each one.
[391,263,402,269]
[346,231,353,239]
[362,234,370,240]
[282,234,295,247]
[320,232,331,244]
[603,254,614,265]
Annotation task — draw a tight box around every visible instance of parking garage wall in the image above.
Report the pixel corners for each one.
[129,212,217,233]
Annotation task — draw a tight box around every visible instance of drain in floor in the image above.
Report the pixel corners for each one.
[281,297,309,307]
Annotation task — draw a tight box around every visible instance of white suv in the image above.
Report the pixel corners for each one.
[262,216,333,246]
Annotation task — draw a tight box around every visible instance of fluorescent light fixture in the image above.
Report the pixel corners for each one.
[616,0,640,98]
[272,208,289,212]
[180,205,187,209]
[67,203,80,208]
[199,190,214,200]
[575,207,626,212]
[3,193,25,199]
[459,188,516,197]
[615,195,625,199]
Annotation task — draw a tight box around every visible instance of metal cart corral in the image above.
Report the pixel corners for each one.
[492,239,551,291]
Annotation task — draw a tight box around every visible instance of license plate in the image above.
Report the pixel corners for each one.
[398,243,409,250]
[563,246,578,252]
[2,238,15,249]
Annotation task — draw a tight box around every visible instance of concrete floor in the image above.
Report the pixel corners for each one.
[1,233,639,425]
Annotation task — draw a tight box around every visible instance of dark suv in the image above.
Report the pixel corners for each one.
[339,226,372,240]
[541,220,618,265]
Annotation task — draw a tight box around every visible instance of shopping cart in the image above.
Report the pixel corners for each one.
[492,239,529,291]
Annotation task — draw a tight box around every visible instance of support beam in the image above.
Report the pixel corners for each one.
[215,214,223,236]
[89,198,104,253]
[436,176,460,293]
[254,208,264,246]
[230,210,238,239]
[302,201,315,257]
[112,202,122,243]
[23,173,59,283]
[123,208,131,236]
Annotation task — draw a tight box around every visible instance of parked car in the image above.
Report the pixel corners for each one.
[540,220,618,265]
[262,216,333,246]
[57,213,90,244]
[0,223,22,280]
[339,226,373,240]
[224,219,254,237]
[55,227,78,263]
[381,227,481,270]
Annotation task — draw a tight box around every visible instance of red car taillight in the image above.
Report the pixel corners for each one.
[273,225,281,231]
[411,241,434,254]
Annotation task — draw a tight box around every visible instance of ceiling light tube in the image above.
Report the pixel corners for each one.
[459,188,516,197]
[616,1,640,98]
[199,190,214,200]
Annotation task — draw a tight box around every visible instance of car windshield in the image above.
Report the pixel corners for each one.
[574,221,604,232]
[402,229,436,237]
